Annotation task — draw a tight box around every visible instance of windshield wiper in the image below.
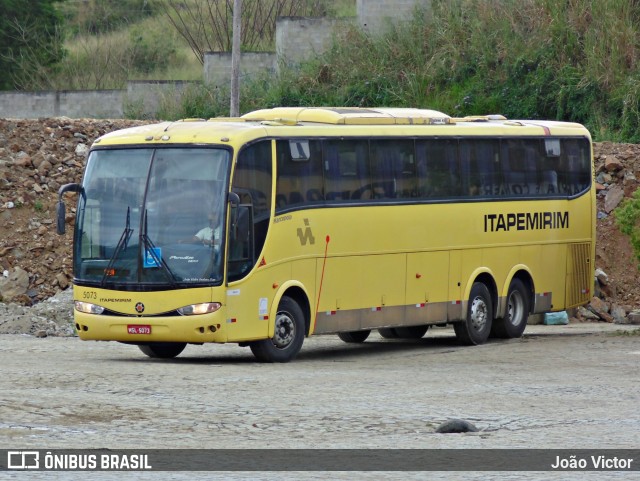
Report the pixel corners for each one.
[100,206,133,287]
[140,210,178,287]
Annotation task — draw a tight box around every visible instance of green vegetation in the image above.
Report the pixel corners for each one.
[132,0,640,142]
[0,0,65,90]
[3,0,640,142]
[615,189,640,268]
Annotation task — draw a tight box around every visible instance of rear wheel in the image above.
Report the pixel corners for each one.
[394,325,429,339]
[454,282,493,345]
[138,342,187,359]
[250,296,305,362]
[378,327,399,339]
[338,330,371,343]
[491,278,529,338]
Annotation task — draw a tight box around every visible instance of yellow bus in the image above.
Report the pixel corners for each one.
[57,107,595,362]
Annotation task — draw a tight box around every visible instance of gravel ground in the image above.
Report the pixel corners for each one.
[1,322,638,480]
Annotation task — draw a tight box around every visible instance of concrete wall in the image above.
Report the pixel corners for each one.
[0,90,124,119]
[204,52,277,86]
[276,17,347,67]
[125,80,199,118]
[0,2,430,119]
[357,0,429,32]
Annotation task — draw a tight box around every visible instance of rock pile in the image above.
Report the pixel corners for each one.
[0,118,639,334]
[578,142,640,324]
[0,117,148,307]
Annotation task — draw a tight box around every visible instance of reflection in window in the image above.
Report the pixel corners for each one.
[324,140,370,201]
[416,139,460,198]
[276,140,323,212]
[370,140,416,199]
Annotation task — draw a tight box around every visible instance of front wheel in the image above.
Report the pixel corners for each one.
[250,296,305,362]
[454,282,493,345]
[338,330,371,343]
[491,278,529,338]
[138,342,187,359]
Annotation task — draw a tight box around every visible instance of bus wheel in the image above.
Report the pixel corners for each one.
[250,296,305,363]
[454,282,493,345]
[491,279,529,338]
[394,325,429,339]
[378,328,399,339]
[138,342,186,359]
[338,330,371,343]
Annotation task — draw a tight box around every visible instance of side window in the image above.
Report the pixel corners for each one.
[459,139,500,197]
[323,139,370,201]
[416,139,460,198]
[229,140,273,281]
[558,138,591,195]
[370,140,416,199]
[500,139,540,196]
[275,139,323,212]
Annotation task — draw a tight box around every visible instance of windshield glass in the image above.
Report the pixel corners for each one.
[75,147,230,287]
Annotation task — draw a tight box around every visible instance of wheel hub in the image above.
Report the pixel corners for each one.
[470,296,488,331]
[272,312,295,348]
[508,291,524,327]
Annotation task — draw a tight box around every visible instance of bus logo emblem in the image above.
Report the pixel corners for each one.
[297,219,315,246]
[135,302,145,313]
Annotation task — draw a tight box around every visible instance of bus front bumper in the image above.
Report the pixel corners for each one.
[74,312,228,343]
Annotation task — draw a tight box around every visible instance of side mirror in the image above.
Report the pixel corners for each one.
[56,183,83,236]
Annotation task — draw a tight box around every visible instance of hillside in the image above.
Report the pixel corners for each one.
[0,117,639,327]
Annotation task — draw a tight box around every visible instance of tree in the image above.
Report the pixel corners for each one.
[0,0,66,90]
[159,0,327,65]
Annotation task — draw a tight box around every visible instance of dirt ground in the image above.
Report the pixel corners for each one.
[0,323,638,479]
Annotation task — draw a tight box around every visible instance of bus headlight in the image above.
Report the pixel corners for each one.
[177,303,222,316]
[74,301,105,314]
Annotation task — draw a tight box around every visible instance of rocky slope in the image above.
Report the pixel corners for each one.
[0,118,639,335]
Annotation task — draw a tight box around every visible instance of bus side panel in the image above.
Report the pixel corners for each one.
[359,253,406,326]
[314,253,406,333]
[225,263,292,342]
[448,250,463,321]
[538,243,567,311]
[406,251,449,324]
[314,257,362,333]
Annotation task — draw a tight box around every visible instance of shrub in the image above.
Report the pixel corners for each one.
[615,188,640,269]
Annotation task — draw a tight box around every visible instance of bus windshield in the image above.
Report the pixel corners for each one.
[75,147,230,288]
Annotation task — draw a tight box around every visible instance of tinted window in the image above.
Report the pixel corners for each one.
[370,139,417,199]
[459,139,501,197]
[416,139,461,198]
[324,139,370,201]
[276,139,323,212]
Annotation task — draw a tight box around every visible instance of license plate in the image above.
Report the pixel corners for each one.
[127,324,151,335]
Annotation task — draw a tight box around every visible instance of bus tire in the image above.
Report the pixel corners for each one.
[491,278,529,338]
[378,328,399,339]
[454,282,493,345]
[138,342,187,359]
[338,330,371,343]
[394,325,429,339]
[250,296,305,363]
